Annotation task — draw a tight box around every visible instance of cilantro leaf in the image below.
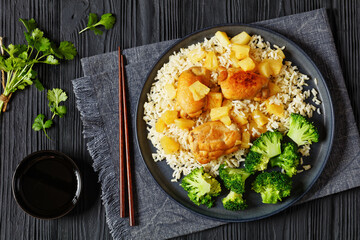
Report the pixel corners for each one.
[98,13,116,29]
[44,55,59,65]
[79,13,116,35]
[47,88,68,118]
[34,79,44,91]
[87,13,98,27]
[32,114,53,139]
[58,41,77,60]
[19,18,37,32]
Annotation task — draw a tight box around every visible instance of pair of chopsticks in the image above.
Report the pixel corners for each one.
[118,47,135,226]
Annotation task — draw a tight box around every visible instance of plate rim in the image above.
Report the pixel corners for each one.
[135,23,335,222]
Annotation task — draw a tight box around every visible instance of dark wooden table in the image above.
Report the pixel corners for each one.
[1,1,359,239]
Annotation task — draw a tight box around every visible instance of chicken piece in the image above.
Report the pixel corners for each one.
[176,67,211,118]
[218,68,269,100]
[189,121,241,164]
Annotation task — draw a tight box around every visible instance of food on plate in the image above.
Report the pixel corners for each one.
[188,121,241,164]
[270,142,300,177]
[176,67,211,118]
[287,113,319,146]
[219,164,251,194]
[222,191,247,211]
[180,167,221,208]
[252,171,292,204]
[244,151,270,174]
[218,68,270,100]
[250,130,283,158]
[143,30,322,183]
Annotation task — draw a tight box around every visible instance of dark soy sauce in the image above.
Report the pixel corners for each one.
[13,152,81,219]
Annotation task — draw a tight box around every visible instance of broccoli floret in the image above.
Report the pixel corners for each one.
[252,171,292,204]
[222,191,247,211]
[181,167,221,208]
[250,130,283,158]
[287,113,319,146]
[270,142,300,177]
[219,164,251,194]
[244,151,270,174]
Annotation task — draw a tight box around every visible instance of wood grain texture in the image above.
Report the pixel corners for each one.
[0,0,359,239]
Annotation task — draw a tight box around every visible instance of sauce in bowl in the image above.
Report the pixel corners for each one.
[12,151,81,219]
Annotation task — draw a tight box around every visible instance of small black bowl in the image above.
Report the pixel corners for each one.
[12,150,82,219]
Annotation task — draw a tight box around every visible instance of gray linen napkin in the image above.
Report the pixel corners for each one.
[72,8,360,240]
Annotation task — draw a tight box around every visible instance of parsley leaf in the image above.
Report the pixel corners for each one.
[47,88,68,119]
[79,13,116,35]
[32,114,53,139]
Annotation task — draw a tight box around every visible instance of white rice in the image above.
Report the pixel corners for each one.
[143,34,321,181]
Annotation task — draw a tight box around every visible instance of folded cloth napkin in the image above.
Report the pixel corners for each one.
[72,8,360,240]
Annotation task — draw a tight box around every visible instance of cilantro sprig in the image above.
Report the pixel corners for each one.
[79,13,116,35]
[48,88,68,119]
[32,114,53,139]
[0,18,77,113]
[32,88,68,139]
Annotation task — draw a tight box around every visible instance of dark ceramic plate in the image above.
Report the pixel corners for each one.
[12,150,82,219]
[136,24,334,222]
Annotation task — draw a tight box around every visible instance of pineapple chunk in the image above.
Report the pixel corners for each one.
[239,57,256,72]
[220,116,232,126]
[187,47,206,64]
[251,109,268,127]
[265,59,283,75]
[207,92,223,109]
[210,106,231,121]
[189,81,210,101]
[215,31,231,47]
[174,119,195,130]
[155,118,167,133]
[258,61,273,78]
[230,51,241,68]
[231,44,250,60]
[241,130,251,149]
[160,136,180,154]
[203,51,219,71]
[275,49,285,59]
[164,84,177,99]
[266,101,285,118]
[161,110,178,125]
[222,99,233,108]
[268,81,281,96]
[249,119,267,139]
[231,111,248,125]
[231,31,252,45]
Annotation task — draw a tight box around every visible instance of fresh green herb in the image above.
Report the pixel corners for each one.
[33,88,68,139]
[0,18,77,114]
[32,114,53,139]
[79,13,116,35]
[48,88,68,119]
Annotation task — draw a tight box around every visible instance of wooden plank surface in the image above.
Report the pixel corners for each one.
[0,0,359,239]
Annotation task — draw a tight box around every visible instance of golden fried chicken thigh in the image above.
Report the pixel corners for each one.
[189,121,241,164]
[176,67,211,118]
[218,68,269,100]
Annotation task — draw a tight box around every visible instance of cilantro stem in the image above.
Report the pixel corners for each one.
[78,27,89,34]
[43,128,51,140]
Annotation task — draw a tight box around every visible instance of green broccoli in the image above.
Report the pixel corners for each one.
[181,167,221,208]
[250,130,283,158]
[244,151,270,174]
[252,171,292,204]
[219,164,251,194]
[287,113,319,146]
[270,142,300,177]
[222,191,247,211]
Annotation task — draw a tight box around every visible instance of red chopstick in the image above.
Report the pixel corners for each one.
[118,47,135,226]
